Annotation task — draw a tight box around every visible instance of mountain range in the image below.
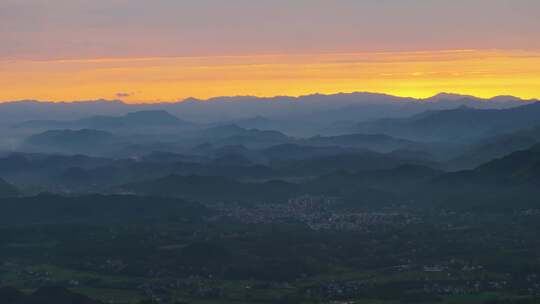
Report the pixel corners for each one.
[357,103,540,142]
[1,92,533,126]
[16,110,191,131]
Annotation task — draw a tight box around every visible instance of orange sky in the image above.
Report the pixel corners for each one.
[2,1,539,102]
[1,49,539,103]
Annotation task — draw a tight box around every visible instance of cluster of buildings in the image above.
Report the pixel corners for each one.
[210,195,418,231]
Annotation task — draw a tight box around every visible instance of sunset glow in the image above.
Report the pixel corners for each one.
[1,49,540,103]
[2,0,540,103]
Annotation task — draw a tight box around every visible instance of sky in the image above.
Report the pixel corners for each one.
[1,0,539,102]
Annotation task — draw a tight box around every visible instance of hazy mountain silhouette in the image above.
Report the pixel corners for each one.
[0,178,18,197]
[17,110,190,130]
[21,129,119,154]
[303,133,422,153]
[358,102,540,142]
[115,163,445,204]
[425,93,480,101]
[270,151,436,177]
[306,164,443,194]
[196,124,291,148]
[227,115,276,129]
[0,99,127,124]
[435,143,540,188]
[0,145,441,193]
[78,110,189,127]
[117,174,298,202]
[3,93,533,126]
[415,144,540,211]
[471,143,540,185]
[258,144,356,161]
[450,124,540,169]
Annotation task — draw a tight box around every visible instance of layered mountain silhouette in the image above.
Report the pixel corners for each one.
[22,129,119,154]
[438,143,540,187]
[0,178,18,197]
[2,92,540,208]
[4,93,533,125]
[196,124,291,147]
[450,124,540,169]
[18,110,190,130]
[303,133,423,153]
[258,144,356,161]
[117,174,298,202]
[358,103,540,142]
[115,163,445,205]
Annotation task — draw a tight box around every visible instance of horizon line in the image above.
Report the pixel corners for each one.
[1,91,536,106]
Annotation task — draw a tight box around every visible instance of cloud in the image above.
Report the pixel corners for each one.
[116,92,131,98]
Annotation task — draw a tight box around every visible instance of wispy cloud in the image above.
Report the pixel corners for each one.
[1,50,539,103]
[116,92,131,98]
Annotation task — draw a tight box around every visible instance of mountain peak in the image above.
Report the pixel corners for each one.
[426,92,479,101]
[489,95,523,102]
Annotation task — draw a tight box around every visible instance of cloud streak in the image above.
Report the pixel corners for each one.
[116,92,131,98]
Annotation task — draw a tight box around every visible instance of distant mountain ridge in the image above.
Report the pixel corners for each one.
[1,92,534,125]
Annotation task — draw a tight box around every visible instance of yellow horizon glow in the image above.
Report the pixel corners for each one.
[1,49,539,103]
